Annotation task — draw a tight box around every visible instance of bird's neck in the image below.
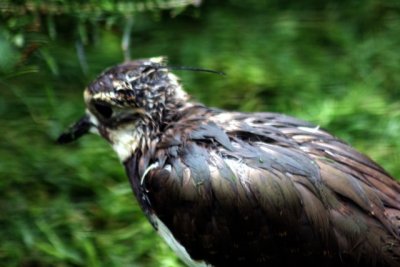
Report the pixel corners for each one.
[111,100,198,162]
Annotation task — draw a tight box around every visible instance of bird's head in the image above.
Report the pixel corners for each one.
[58,57,189,161]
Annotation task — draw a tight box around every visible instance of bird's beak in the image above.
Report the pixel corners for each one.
[57,115,93,144]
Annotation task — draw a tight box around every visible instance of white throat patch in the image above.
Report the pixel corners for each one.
[87,111,141,162]
[109,125,141,162]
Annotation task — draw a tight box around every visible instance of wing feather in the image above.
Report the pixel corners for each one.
[127,108,400,266]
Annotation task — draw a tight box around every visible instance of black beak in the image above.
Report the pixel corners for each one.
[57,115,93,144]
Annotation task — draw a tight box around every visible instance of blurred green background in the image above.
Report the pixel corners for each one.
[1,0,400,266]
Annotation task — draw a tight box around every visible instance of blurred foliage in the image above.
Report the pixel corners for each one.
[1,0,400,266]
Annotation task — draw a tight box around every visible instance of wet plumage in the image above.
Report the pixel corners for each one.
[58,57,400,267]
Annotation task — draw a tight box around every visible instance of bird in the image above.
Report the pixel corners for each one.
[58,57,400,267]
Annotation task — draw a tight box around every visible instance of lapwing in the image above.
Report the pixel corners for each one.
[58,57,400,267]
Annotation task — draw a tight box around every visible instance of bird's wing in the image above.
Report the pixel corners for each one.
[131,109,400,266]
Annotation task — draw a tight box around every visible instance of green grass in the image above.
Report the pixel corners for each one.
[1,1,400,266]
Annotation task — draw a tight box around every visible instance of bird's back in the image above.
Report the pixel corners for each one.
[124,104,400,267]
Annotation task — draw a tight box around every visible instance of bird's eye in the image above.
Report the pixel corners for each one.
[94,103,113,119]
